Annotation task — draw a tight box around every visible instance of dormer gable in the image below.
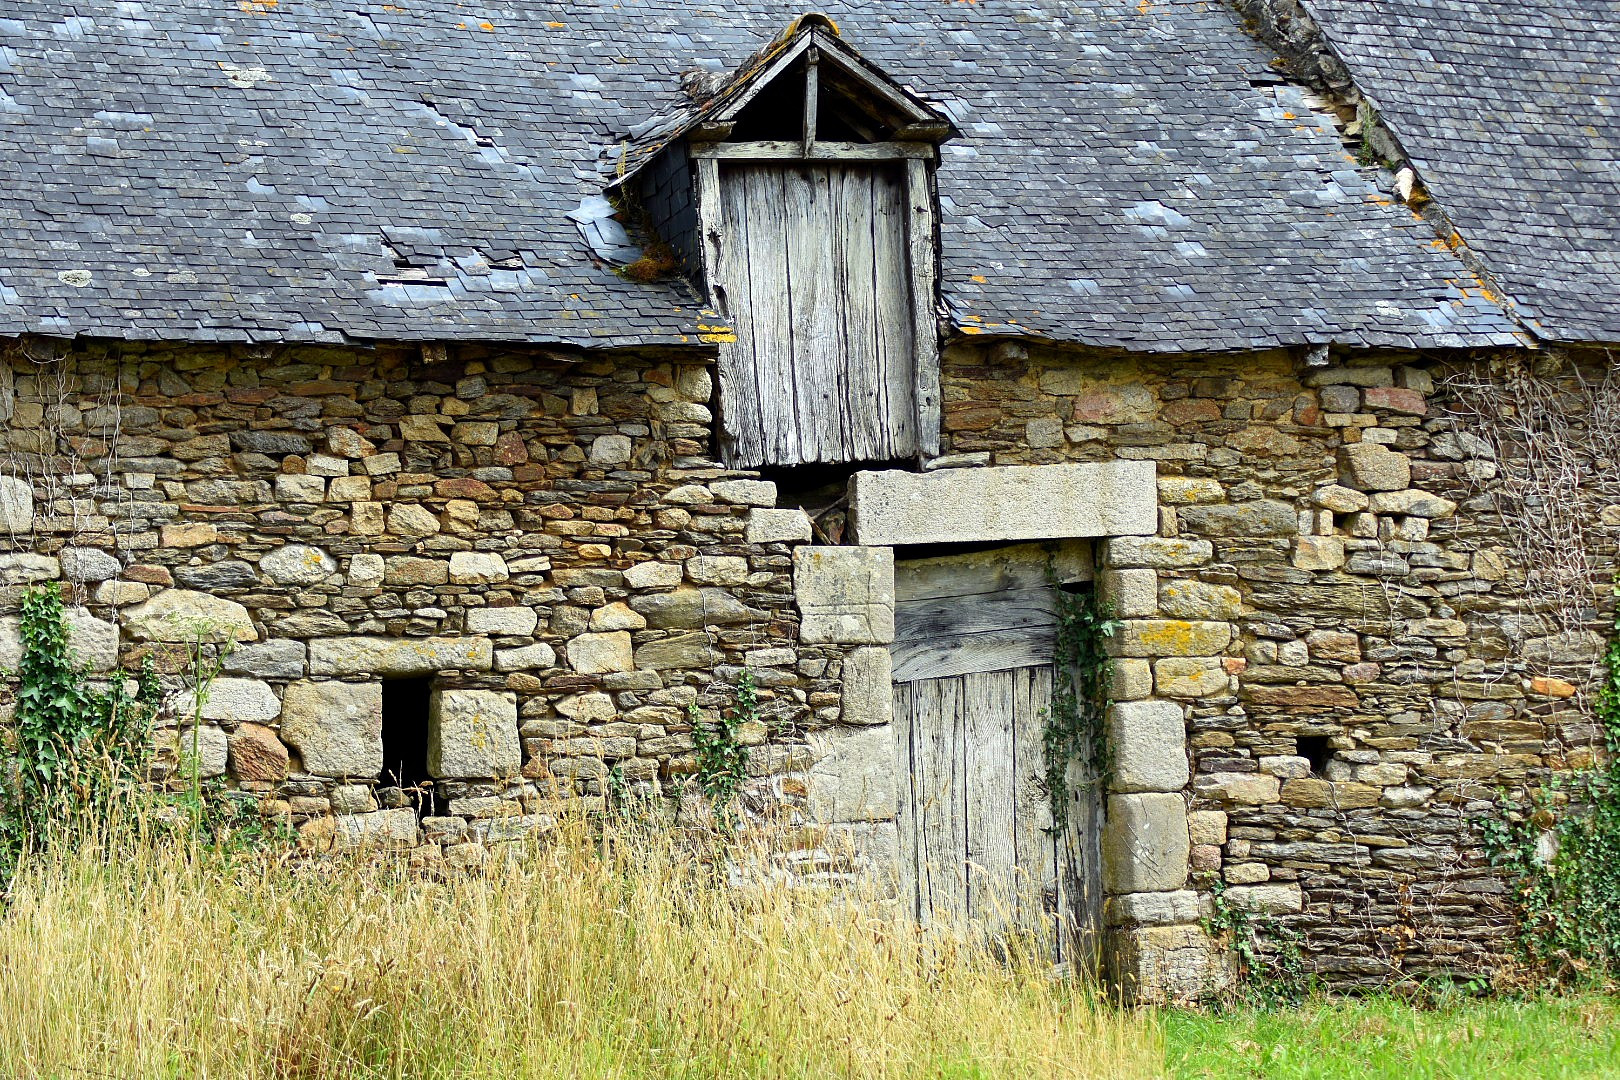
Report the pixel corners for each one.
[615,16,957,470]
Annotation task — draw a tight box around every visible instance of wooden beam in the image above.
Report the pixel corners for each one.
[691,140,934,161]
[906,156,942,459]
[710,33,817,124]
[694,156,724,308]
[803,47,819,156]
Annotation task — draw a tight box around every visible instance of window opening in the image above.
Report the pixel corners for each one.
[1297,734,1333,776]
[381,677,438,816]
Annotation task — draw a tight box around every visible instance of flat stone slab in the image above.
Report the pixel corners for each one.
[309,635,493,676]
[848,462,1157,546]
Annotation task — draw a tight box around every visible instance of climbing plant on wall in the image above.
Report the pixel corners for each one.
[1484,576,1620,984]
[1042,577,1117,833]
[0,582,161,891]
[688,668,757,827]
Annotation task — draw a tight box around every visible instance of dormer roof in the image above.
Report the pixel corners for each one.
[609,14,957,190]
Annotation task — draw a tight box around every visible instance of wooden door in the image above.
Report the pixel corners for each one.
[891,544,1100,961]
[716,161,918,468]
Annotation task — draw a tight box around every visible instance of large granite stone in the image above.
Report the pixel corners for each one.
[629,587,752,629]
[281,679,383,778]
[567,631,633,673]
[808,725,897,823]
[794,546,894,645]
[1108,701,1190,793]
[839,647,893,726]
[125,589,257,643]
[849,461,1157,545]
[0,475,33,532]
[632,632,722,670]
[428,688,521,779]
[309,636,493,677]
[1102,792,1190,893]
[259,544,338,586]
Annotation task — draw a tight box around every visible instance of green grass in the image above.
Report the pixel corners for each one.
[1165,992,1620,1079]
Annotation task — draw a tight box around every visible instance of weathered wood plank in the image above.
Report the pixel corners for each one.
[893,680,921,921]
[898,586,1058,639]
[871,164,916,459]
[891,628,1056,683]
[791,165,843,462]
[749,167,801,465]
[692,140,936,160]
[906,156,941,458]
[920,675,967,926]
[964,670,1017,930]
[1012,666,1057,937]
[836,168,887,459]
[715,164,762,467]
[894,541,1093,604]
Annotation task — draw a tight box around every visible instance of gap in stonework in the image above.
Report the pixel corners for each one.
[1296,734,1333,776]
[381,677,438,818]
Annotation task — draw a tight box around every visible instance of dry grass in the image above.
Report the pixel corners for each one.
[0,821,1161,1079]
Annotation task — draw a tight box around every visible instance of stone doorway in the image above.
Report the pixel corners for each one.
[889,542,1099,959]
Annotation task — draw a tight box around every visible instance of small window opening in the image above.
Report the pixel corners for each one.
[1297,734,1333,776]
[381,677,438,816]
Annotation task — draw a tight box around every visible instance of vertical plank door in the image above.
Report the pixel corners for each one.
[891,544,1100,963]
[716,161,917,468]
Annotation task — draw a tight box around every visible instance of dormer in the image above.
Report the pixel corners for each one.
[614,16,957,470]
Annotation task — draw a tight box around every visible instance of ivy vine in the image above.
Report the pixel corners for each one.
[1202,873,1310,1006]
[1482,575,1620,984]
[688,668,757,826]
[1043,576,1117,833]
[0,583,161,891]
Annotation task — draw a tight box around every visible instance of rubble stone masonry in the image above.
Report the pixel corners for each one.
[942,338,1613,997]
[0,339,875,877]
[0,333,1606,999]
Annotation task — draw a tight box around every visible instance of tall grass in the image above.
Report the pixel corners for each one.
[0,819,1160,1079]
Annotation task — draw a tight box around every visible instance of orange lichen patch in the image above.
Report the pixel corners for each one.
[699,330,738,344]
[478,21,495,30]
[971,274,988,283]
[547,21,566,28]
[238,0,277,10]
[1137,0,1152,12]
[959,325,985,335]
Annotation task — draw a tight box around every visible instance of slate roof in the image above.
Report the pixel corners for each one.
[1303,0,1620,345]
[0,1,1524,351]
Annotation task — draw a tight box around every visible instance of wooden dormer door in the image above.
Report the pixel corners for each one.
[715,160,919,468]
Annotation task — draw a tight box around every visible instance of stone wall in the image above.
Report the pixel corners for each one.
[0,338,876,872]
[2,330,1606,998]
[940,338,1614,995]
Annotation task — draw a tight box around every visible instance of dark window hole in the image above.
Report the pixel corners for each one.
[1297,734,1333,776]
[381,677,440,817]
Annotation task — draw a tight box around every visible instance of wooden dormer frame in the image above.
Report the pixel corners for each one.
[686,21,953,460]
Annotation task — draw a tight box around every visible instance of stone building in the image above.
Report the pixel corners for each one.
[1,0,1616,1001]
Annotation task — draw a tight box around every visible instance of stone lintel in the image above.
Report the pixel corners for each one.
[309,635,494,677]
[847,461,1157,546]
